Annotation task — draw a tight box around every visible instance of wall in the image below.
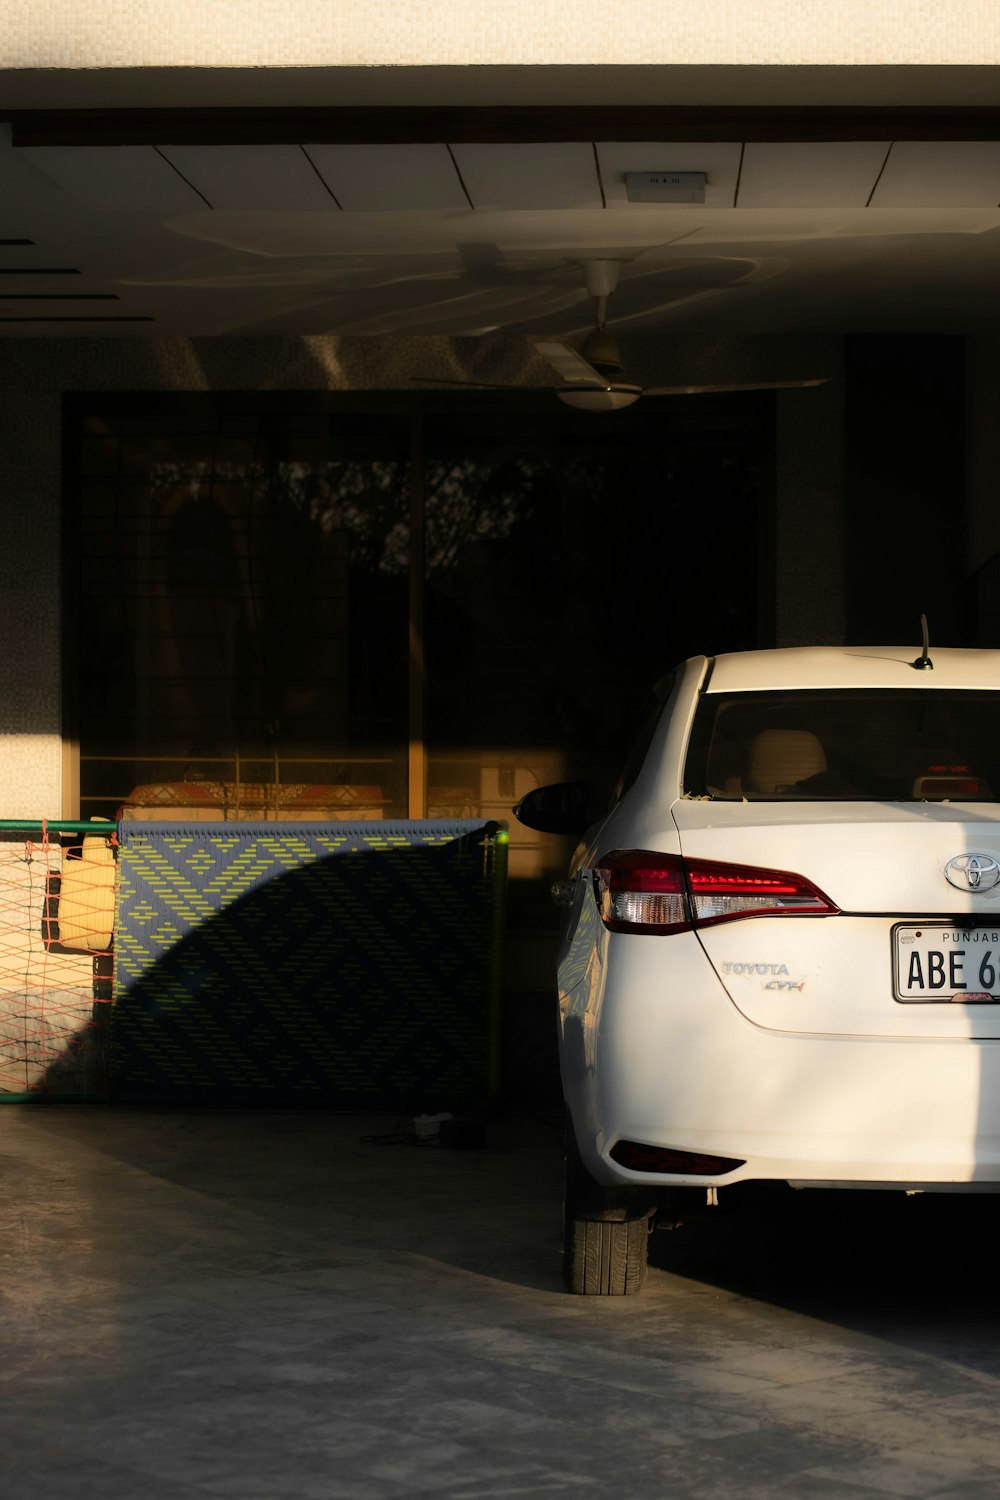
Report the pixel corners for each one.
[968,335,1000,577]
[966,335,1000,647]
[3,0,998,69]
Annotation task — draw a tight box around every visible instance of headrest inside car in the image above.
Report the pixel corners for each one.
[744,729,828,795]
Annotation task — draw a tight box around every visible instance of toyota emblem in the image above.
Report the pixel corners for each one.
[944,854,1000,892]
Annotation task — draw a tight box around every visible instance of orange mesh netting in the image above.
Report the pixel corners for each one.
[0,824,117,1098]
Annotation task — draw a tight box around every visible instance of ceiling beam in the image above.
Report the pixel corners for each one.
[10,105,1000,148]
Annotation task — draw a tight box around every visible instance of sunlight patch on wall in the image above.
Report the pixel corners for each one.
[2,0,998,69]
[0,734,62,820]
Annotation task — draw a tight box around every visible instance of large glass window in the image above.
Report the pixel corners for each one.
[420,399,764,863]
[67,391,765,864]
[68,396,409,821]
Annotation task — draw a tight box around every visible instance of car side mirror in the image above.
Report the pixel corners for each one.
[512,781,591,836]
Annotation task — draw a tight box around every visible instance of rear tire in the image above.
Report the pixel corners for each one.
[563,1211,648,1296]
[562,1122,650,1295]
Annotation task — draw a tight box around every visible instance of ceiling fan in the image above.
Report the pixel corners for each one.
[415,259,827,411]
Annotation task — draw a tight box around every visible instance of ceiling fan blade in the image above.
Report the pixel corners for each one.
[643,378,829,396]
[535,340,606,388]
[411,376,522,390]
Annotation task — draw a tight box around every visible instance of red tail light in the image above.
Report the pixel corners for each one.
[594,851,689,934]
[686,857,837,927]
[915,777,983,798]
[594,850,837,934]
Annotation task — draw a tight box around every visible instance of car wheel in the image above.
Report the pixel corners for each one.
[562,1124,651,1295]
[563,1211,649,1296]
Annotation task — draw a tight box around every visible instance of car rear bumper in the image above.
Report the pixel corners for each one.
[562,930,1000,1191]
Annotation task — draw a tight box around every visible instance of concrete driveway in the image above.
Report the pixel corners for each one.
[2,1107,1000,1498]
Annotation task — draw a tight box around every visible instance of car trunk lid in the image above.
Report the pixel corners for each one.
[672,799,1000,1039]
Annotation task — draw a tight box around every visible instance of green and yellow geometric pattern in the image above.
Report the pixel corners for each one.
[112,820,504,1108]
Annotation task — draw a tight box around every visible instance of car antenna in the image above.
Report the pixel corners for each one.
[912,613,934,670]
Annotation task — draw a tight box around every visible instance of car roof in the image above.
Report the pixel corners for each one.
[705,646,1000,692]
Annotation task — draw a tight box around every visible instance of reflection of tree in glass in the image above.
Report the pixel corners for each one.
[323,464,408,575]
[424,457,546,574]
[328,456,544,577]
[151,459,407,573]
[149,454,544,578]
[424,454,562,748]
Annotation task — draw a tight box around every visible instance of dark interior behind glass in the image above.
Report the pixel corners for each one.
[685,689,1000,801]
[68,392,765,826]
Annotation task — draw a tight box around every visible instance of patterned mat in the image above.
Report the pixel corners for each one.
[112,821,504,1108]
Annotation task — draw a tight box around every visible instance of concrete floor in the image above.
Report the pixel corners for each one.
[4,1108,1000,1499]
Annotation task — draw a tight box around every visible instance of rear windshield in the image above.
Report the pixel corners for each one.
[684,689,1000,802]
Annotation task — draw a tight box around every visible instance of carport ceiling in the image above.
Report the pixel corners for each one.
[4,106,1000,343]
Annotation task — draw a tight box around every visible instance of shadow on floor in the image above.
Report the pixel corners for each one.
[22,1104,569,1295]
[20,1101,1000,1378]
[651,1187,1000,1372]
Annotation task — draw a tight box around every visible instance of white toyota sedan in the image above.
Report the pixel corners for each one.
[515,645,1000,1294]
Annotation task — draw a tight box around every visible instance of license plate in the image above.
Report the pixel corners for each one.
[894,924,1000,1002]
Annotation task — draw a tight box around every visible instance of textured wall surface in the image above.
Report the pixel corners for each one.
[1,0,998,69]
[967,335,1000,577]
[0,352,62,817]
